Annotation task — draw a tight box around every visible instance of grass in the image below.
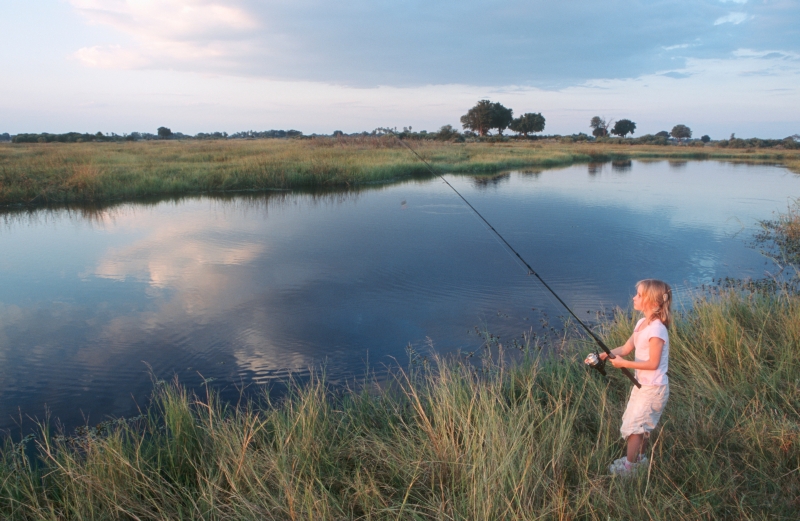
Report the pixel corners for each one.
[1,289,798,520]
[2,138,800,206]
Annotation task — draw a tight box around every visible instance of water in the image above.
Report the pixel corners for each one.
[0,160,797,433]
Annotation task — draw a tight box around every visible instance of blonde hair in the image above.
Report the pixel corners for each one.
[637,279,672,328]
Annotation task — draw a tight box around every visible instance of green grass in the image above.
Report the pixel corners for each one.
[1,289,798,520]
[2,139,800,206]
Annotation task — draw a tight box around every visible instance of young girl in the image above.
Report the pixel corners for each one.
[600,279,672,476]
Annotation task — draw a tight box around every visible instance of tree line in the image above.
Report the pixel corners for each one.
[588,117,702,142]
[3,105,798,148]
[6,128,306,144]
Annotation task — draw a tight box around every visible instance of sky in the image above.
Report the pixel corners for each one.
[1,0,799,138]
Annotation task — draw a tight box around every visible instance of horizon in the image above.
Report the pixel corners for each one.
[2,1,799,139]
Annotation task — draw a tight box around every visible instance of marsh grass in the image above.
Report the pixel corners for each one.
[2,139,799,206]
[1,290,798,520]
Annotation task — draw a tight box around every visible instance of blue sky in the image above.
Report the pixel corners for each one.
[2,0,798,137]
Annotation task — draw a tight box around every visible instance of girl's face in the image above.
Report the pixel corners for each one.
[633,285,650,313]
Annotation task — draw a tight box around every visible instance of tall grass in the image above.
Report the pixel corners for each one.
[2,139,799,206]
[1,290,798,519]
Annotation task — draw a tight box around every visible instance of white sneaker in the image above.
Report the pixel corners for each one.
[609,455,647,476]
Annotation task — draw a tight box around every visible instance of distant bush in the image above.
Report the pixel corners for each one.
[12,132,109,143]
[0,133,10,142]
[436,125,464,142]
[559,133,592,143]
[195,132,228,140]
[593,136,628,145]
[716,137,799,149]
[632,134,669,146]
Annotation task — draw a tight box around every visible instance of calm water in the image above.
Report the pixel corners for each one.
[1,160,797,433]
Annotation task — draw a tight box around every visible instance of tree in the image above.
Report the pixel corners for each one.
[460,100,513,136]
[671,124,692,141]
[491,102,514,136]
[157,126,172,139]
[509,112,546,137]
[436,124,459,140]
[611,119,637,137]
[701,135,711,143]
[590,116,610,138]
[461,100,493,136]
[655,131,669,138]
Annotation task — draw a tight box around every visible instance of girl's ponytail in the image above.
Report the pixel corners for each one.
[637,279,672,327]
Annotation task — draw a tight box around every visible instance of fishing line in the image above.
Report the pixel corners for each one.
[388,131,640,388]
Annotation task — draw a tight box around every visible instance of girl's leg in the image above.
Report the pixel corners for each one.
[626,434,647,463]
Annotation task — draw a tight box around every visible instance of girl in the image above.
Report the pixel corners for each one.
[600,279,672,476]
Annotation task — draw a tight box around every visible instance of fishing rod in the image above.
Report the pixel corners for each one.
[385,129,640,388]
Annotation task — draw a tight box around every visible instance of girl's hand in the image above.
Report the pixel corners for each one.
[609,356,627,368]
[599,352,608,361]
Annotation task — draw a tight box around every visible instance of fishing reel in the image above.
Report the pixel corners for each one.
[584,351,607,376]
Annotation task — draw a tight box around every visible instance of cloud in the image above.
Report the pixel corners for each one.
[714,12,749,25]
[71,0,259,71]
[741,49,798,59]
[65,0,800,88]
[70,0,258,37]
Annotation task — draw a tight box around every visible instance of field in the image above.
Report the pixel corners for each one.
[2,138,800,206]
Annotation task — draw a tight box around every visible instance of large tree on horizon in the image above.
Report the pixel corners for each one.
[460,100,513,136]
[671,124,692,142]
[590,116,610,138]
[611,119,636,137]
[491,102,514,135]
[509,112,546,137]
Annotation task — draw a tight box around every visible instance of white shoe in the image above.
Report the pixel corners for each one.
[609,455,647,476]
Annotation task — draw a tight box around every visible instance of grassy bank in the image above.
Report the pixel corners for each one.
[2,290,798,520]
[2,139,800,206]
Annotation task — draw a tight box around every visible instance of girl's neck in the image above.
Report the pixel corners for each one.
[641,309,659,326]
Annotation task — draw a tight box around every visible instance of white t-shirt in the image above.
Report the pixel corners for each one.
[633,317,669,385]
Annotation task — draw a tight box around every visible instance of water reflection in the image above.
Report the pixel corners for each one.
[587,163,604,175]
[472,173,511,188]
[611,160,632,173]
[1,161,797,434]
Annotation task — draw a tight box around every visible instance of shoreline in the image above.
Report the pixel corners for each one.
[2,140,799,208]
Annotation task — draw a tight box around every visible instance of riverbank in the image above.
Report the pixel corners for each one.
[2,288,798,519]
[2,139,800,206]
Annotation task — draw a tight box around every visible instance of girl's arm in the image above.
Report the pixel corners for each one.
[599,334,634,360]
[609,337,664,370]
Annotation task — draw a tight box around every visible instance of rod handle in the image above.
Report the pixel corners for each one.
[606,352,642,388]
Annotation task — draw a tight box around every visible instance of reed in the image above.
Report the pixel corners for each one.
[1,288,798,520]
[2,139,799,206]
